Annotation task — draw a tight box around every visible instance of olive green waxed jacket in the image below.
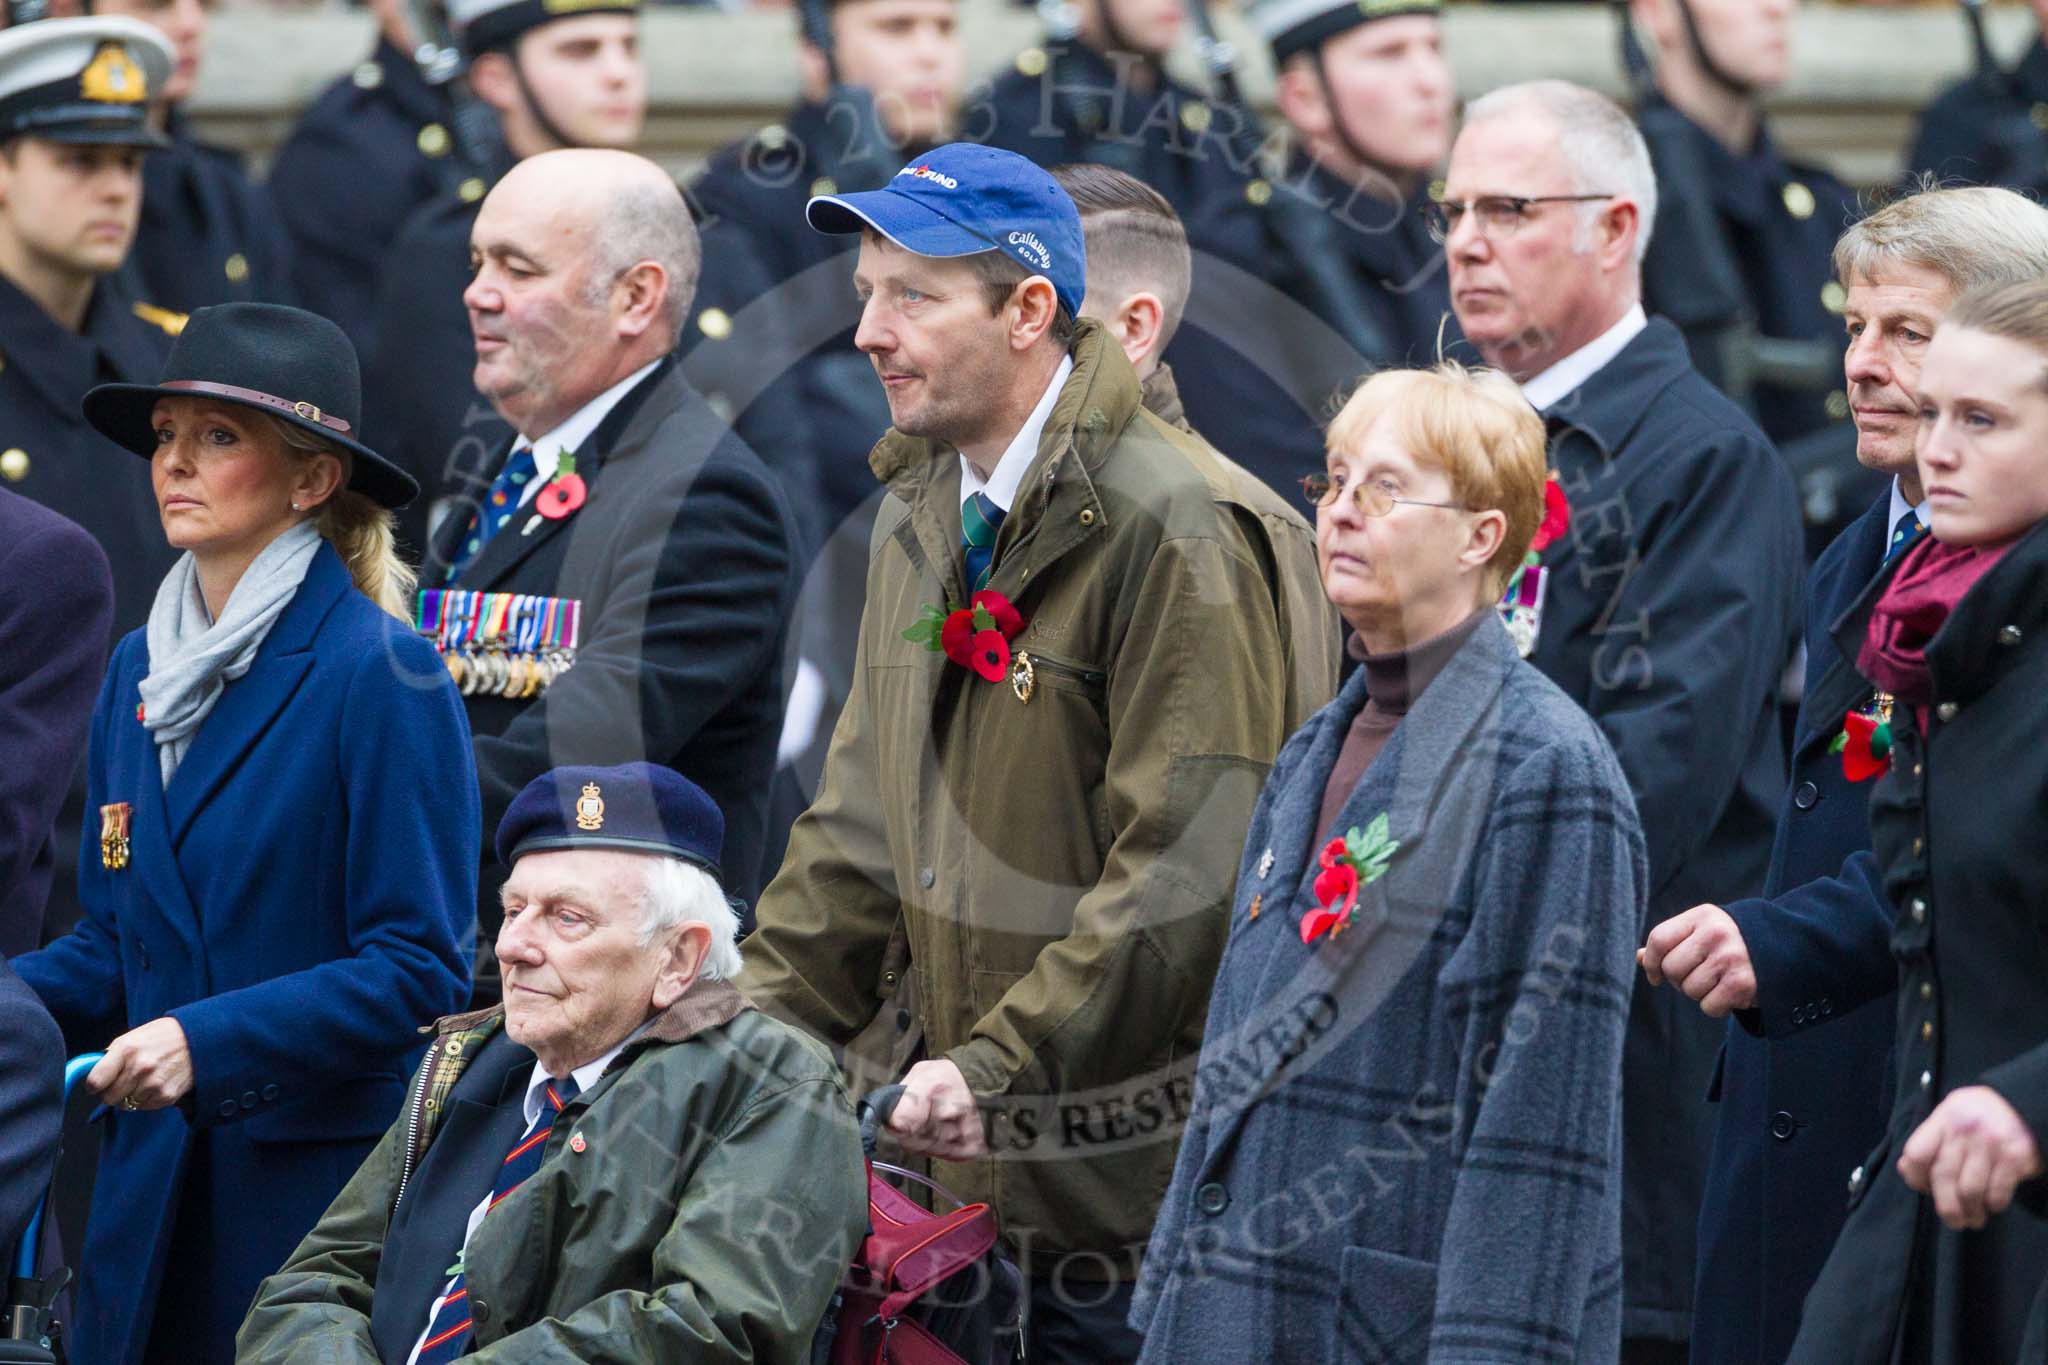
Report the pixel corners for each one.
[738,322,1295,1274]
[236,980,866,1363]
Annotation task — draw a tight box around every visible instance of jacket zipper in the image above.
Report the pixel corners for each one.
[393,1032,450,1213]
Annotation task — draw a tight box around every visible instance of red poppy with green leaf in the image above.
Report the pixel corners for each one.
[535,451,587,521]
[1300,812,1401,944]
[903,589,1027,682]
[1830,702,1894,783]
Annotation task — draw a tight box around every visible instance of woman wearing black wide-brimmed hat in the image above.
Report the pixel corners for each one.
[14,302,479,1365]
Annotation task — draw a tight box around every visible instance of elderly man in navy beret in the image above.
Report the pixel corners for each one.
[240,762,867,1364]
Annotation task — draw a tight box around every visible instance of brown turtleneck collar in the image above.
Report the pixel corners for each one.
[1316,610,1488,846]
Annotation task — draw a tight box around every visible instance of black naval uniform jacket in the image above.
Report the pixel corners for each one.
[267,36,458,360]
[1529,316,1804,1341]
[1789,516,2048,1365]
[970,40,1254,252]
[428,359,801,932]
[1639,97,1858,461]
[684,98,900,551]
[1909,33,2048,195]
[122,111,293,314]
[362,193,508,560]
[1170,155,1458,505]
[1691,490,1900,1365]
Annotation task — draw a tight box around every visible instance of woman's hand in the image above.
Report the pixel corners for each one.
[89,1018,195,1111]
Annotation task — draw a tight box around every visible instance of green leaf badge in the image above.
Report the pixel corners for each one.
[1343,812,1400,885]
[902,601,949,649]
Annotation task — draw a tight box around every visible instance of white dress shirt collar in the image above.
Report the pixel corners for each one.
[515,358,664,508]
[1887,475,1927,537]
[960,353,1074,514]
[1519,304,1649,414]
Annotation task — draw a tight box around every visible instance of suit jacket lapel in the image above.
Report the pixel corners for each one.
[448,362,679,592]
[1795,496,1896,758]
[162,546,345,847]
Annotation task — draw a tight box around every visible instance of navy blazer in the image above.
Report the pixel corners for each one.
[1692,491,1901,1365]
[14,543,476,1365]
[0,491,112,954]
[1531,316,1805,1339]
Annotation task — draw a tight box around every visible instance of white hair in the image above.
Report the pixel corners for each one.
[1463,80,1659,267]
[637,855,743,982]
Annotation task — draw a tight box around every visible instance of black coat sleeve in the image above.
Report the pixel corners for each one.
[0,514,113,952]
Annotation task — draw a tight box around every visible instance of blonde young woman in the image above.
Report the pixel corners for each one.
[16,303,477,1365]
[1790,277,2048,1365]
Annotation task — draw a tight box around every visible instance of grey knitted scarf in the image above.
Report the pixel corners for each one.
[139,520,322,786]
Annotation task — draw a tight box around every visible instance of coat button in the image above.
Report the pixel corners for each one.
[1849,1164,1865,1194]
[918,867,936,889]
[1920,1070,1933,1090]
[1195,1182,1229,1215]
[1079,508,1096,527]
[1910,898,1927,923]
[1912,837,1924,857]
[471,1300,490,1325]
[0,447,28,481]
[218,1099,237,1118]
[1792,781,1820,810]
[882,971,897,988]
[1935,702,1958,722]
[261,1083,280,1101]
[1921,1020,1934,1041]
[1769,1111,1796,1141]
[1792,1005,1806,1025]
[1920,981,1934,1001]
[1999,625,2023,646]
[241,1091,258,1110]
[1821,998,1834,1017]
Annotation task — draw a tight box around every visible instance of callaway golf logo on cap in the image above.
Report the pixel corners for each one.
[805,142,1088,319]
[898,163,961,190]
[1007,231,1052,271]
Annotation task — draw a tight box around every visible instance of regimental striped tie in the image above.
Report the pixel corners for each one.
[962,491,1006,596]
[446,444,537,580]
[414,1073,579,1364]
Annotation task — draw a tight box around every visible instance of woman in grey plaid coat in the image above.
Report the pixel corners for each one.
[1129,364,1646,1363]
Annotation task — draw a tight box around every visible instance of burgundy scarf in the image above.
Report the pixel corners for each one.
[1857,534,2018,708]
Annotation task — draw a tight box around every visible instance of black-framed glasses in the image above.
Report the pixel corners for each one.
[1299,473,1471,518]
[1425,193,1616,243]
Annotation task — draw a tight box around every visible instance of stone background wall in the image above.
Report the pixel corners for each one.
[188,2,2046,189]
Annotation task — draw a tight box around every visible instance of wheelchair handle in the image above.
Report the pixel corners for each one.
[13,1053,103,1283]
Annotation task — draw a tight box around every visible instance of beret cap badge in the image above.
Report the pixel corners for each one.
[574,782,605,831]
[79,41,147,104]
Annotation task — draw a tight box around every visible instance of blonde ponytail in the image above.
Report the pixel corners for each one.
[261,414,417,622]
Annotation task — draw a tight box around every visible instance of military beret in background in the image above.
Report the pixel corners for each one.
[497,762,727,879]
[1249,0,1441,64]
[447,0,642,58]
[0,15,174,148]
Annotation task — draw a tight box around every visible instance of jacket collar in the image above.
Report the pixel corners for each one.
[1796,490,1897,752]
[1276,152,1438,276]
[162,541,352,844]
[1139,363,1189,432]
[434,977,754,1058]
[441,357,677,588]
[869,319,1134,604]
[0,273,162,420]
[1540,315,1696,456]
[1638,92,1794,227]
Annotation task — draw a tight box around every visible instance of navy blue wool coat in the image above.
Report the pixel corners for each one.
[1691,490,1900,1365]
[1131,614,1646,1363]
[15,543,475,1365]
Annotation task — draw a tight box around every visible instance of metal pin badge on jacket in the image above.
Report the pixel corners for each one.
[1255,848,1274,880]
[521,514,542,537]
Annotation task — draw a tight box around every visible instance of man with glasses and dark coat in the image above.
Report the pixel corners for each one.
[1443,79,1802,1364]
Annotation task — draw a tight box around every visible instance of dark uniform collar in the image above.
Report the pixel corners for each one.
[0,271,162,418]
[1639,91,1792,228]
[1539,314,1695,454]
[1279,150,1434,272]
[370,34,446,123]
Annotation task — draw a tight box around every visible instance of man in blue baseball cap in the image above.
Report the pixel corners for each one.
[741,143,1298,1363]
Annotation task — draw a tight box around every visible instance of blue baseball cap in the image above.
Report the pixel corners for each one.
[806,143,1087,320]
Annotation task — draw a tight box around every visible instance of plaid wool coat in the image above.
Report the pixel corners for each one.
[1130,614,1646,1363]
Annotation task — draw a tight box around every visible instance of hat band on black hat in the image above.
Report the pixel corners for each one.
[160,380,354,436]
[1264,0,1439,64]
[0,80,152,139]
